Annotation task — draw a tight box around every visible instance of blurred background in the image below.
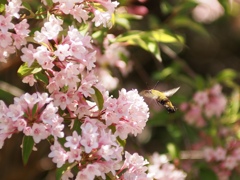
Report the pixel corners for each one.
[1,0,240,179]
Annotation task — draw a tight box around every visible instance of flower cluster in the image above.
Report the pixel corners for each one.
[0,0,162,179]
[103,89,149,140]
[203,140,240,179]
[48,88,149,179]
[147,153,187,180]
[49,126,123,179]
[21,14,98,112]
[0,0,30,63]
[0,93,64,148]
[120,152,150,180]
[180,84,227,127]
[43,0,119,27]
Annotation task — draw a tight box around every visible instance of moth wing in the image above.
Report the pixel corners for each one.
[163,87,180,97]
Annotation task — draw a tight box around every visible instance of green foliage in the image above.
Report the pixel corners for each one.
[72,119,82,133]
[22,136,34,165]
[198,167,218,180]
[56,163,74,180]
[34,72,49,84]
[115,12,142,29]
[167,143,180,159]
[0,89,15,104]
[0,3,5,12]
[18,62,42,77]
[114,29,184,62]
[92,86,104,111]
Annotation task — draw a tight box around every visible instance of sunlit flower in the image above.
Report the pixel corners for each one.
[192,0,224,23]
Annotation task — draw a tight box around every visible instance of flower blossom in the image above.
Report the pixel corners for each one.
[103,89,149,140]
[192,0,224,23]
[147,153,187,180]
[0,93,64,146]
[0,0,30,63]
[181,84,227,127]
[120,152,151,180]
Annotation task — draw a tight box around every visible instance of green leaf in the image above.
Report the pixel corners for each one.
[115,29,184,62]
[18,62,42,77]
[57,137,67,148]
[34,72,49,84]
[72,119,82,133]
[153,65,178,80]
[171,17,209,36]
[115,13,142,30]
[167,143,179,159]
[56,163,72,180]
[0,89,15,104]
[0,3,5,13]
[32,103,38,115]
[22,2,32,12]
[216,69,237,83]
[199,167,218,180]
[92,86,104,111]
[146,40,161,62]
[149,29,184,44]
[117,137,126,147]
[45,0,53,7]
[22,136,34,165]
[223,89,240,124]
[194,75,206,90]
[114,30,144,43]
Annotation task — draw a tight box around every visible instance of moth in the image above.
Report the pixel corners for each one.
[140,87,180,113]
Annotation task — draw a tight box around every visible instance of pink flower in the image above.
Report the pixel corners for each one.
[52,92,69,110]
[203,147,215,162]
[14,19,30,36]
[5,0,22,18]
[92,10,111,27]
[184,105,206,127]
[61,170,73,180]
[40,103,58,124]
[34,46,55,69]
[14,118,27,131]
[64,131,81,149]
[0,31,12,48]
[80,121,99,153]
[232,148,240,160]
[204,94,227,118]
[54,44,71,61]
[214,147,226,161]
[49,141,68,168]
[7,104,24,121]
[193,91,209,106]
[192,0,224,23]
[31,123,48,143]
[22,74,37,86]
[0,93,64,146]
[147,153,186,180]
[103,89,149,140]
[41,14,63,40]
[121,152,150,180]
[76,163,102,180]
[222,156,238,170]
[70,4,89,23]
[21,44,36,67]
[78,72,97,97]
[0,15,14,33]
[67,148,82,163]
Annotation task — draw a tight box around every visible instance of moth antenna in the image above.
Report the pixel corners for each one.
[153,81,160,89]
